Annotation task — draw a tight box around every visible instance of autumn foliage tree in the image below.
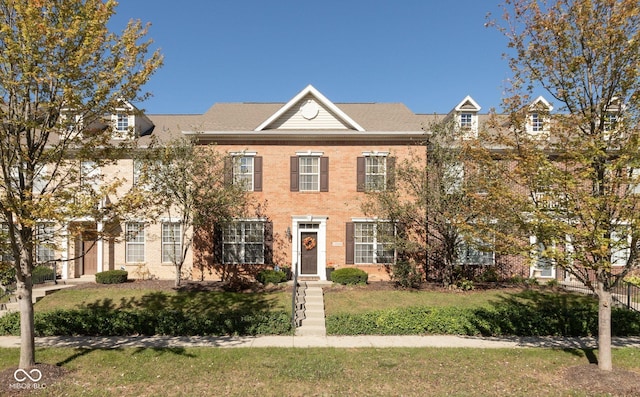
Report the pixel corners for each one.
[361,119,491,288]
[477,0,640,371]
[0,0,162,368]
[139,137,250,287]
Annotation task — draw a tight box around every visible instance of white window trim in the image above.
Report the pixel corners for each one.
[222,219,266,265]
[362,153,388,192]
[529,235,556,278]
[125,221,145,263]
[161,221,182,264]
[351,219,395,265]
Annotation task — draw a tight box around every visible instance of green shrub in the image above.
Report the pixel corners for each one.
[331,268,368,285]
[0,307,292,337]
[256,269,287,285]
[456,279,475,291]
[95,270,128,284]
[0,262,16,288]
[325,294,640,337]
[391,261,423,289]
[32,265,55,284]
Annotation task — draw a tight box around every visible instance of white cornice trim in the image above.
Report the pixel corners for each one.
[253,84,366,132]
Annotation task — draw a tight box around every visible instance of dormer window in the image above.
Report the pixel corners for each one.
[531,113,543,132]
[603,113,618,132]
[526,96,553,137]
[460,113,473,129]
[116,113,130,132]
[453,96,481,139]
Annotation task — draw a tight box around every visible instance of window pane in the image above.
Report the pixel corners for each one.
[222,221,265,264]
[365,157,386,191]
[126,222,145,262]
[299,157,319,191]
[36,223,55,263]
[162,223,181,263]
[234,156,254,191]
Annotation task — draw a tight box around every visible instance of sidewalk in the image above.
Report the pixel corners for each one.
[2,335,640,349]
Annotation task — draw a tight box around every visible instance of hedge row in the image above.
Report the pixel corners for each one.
[0,308,292,337]
[326,305,640,337]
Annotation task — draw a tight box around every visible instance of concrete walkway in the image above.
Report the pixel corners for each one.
[1,335,640,349]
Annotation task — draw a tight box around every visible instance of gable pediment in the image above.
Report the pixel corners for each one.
[454,96,481,112]
[254,85,365,131]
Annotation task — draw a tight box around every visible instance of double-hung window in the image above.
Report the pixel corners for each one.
[299,157,319,191]
[36,223,55,264]
[162,222,182,263]
[291,153,328,192]
[531,113,543,132]
[365,156,387,191]
[352,222,394,264]
[125,222,145,263]
[228,153,262,192]
[357,153,394,192]
[460,113,473,129]
[222,221,265,264]
[459,237,494,266]
[116,113,129,133]
[234,156,254,191]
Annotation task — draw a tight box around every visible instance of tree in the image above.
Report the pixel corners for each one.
[139,137,250,287]
[362,119,491,288]
[0,0,162,368]
[480,0,640,371]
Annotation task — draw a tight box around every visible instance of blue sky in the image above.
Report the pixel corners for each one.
[110,1,512,115]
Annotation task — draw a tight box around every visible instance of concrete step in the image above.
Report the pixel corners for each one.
[295,325,326,336]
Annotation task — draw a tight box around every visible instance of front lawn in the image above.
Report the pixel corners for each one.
[1,347,640,396]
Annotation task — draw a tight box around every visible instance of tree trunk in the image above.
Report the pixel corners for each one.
[16,278,36,368]
[174,264,181,287]
[597,285,613,371]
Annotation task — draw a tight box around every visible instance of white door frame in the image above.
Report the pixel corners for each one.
[291,215,327,280]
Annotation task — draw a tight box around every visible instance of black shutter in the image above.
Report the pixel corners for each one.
[386,156,396,191]
[212,224,223,265]
[223,157,233,187]
[264,220,273,265]
[290,157,299,192]
[356,157,366,192]
[320,156,329,192]
[345,222,354,264]
[254,156,263,192]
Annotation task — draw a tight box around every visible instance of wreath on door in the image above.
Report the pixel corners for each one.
[303,236,316,251]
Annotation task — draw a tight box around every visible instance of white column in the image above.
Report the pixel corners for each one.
[97,221,104,273]
[60,224,69,280]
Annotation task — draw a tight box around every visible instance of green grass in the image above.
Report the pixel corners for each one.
[323,285,515,316]
[34,287,292,315]
[1,347,639,396]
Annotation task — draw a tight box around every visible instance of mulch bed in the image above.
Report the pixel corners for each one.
[564,365,640,397]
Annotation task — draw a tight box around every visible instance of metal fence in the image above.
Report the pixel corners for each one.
[291,265,301,329]
[561,278,640,313]
[32,262,57,285]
